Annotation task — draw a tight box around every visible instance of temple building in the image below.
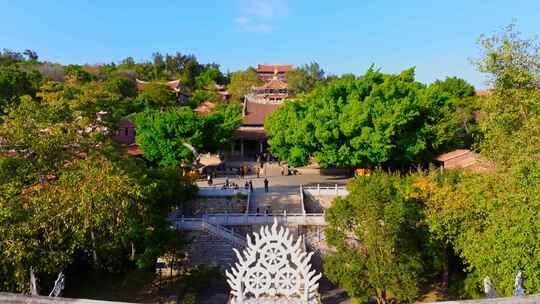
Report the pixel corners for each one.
[228,64,293,159]
[256,64,293,81]
[245,75,289,104]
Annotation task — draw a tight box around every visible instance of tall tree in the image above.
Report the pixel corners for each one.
[285,62,325,96]
[475,23,540,168]
[227,68,262,101]
[0,75,195,292]
[324,171,425,303]
[0,66,42,115]
[266,67,474,168]
[132,104,241,167]
[417,24,540,297]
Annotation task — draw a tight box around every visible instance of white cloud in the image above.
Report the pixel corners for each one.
[234,16,250,25]
[246,0,277,18]
[235,16,273,33]
[234,0,287,33]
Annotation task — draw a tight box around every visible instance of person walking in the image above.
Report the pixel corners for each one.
[280,166,284,176]
[264,178,269,193]
[256,167,260,178]
[249,180,253,192]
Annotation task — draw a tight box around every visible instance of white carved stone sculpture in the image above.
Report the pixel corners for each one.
[49,272,65,297]
[226,219,322,303]
[484,276,497,299]
[515,271,525,296]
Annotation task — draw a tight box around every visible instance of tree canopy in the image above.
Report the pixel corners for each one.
[0,65,42,116]
[266,68,475,168]
[285,62,325,96]
[412,24,540,298]
[325,170,427,303]
[0,56,197,292]
[132,103,242,167]
[227,68,262,101]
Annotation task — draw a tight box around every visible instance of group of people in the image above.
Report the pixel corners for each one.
[219,178,269,193]
[255,206,273,215]
[221,179,240,190]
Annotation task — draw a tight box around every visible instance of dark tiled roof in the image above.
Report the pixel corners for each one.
[194,101,216,116]
[243,101,280,126]
[257,64,293,73]
[435,149,494,172]
[256,77,288,90]
[436,149,472,162]
[127,144,143,156]
[118,117,135,128]
[234,126,267,140]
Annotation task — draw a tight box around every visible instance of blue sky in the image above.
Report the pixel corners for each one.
[1,0,540,89]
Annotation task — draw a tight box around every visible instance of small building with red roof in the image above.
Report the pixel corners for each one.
[435,149,493,172]
[114,117,136,145]
[194,101,217,116]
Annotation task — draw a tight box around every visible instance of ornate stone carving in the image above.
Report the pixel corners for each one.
[226,219,322,303]
[515,271,525,296]
[484,277,497,298]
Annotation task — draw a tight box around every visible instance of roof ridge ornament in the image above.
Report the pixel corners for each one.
[226,219,322,303]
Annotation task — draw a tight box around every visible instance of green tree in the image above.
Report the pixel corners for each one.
[132,104,241,166]
[195,67,225,89]
[227,68,262,101]
[475,23,540,168]
[133,85,178,111]
[0,76,196,291]
[0,155,194,292]
[65,64,94,83]
[414,24,540,298]
[324,171,425,303]
[285,62,325,96]
[266,68,474,168]
[418,167,540,297]
[104,75,137,98]
[0,66,42,115]
[190,89,220,108]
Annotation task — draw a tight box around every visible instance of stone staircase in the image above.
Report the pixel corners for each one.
[185,230,244,269]
[184,221,248,269]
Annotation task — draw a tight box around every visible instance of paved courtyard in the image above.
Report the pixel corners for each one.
[196,162,351,214]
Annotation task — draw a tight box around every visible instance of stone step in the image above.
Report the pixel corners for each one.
[185,231,245,269]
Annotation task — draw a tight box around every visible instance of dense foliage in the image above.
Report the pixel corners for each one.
[0,50,201,293]
[324,24,540,302]
[132,103,242,167]
[227,68,262,101]
[285,62,325,96]
[324,171,429,303]
[415,24,540,297]
[266,68,475,168]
